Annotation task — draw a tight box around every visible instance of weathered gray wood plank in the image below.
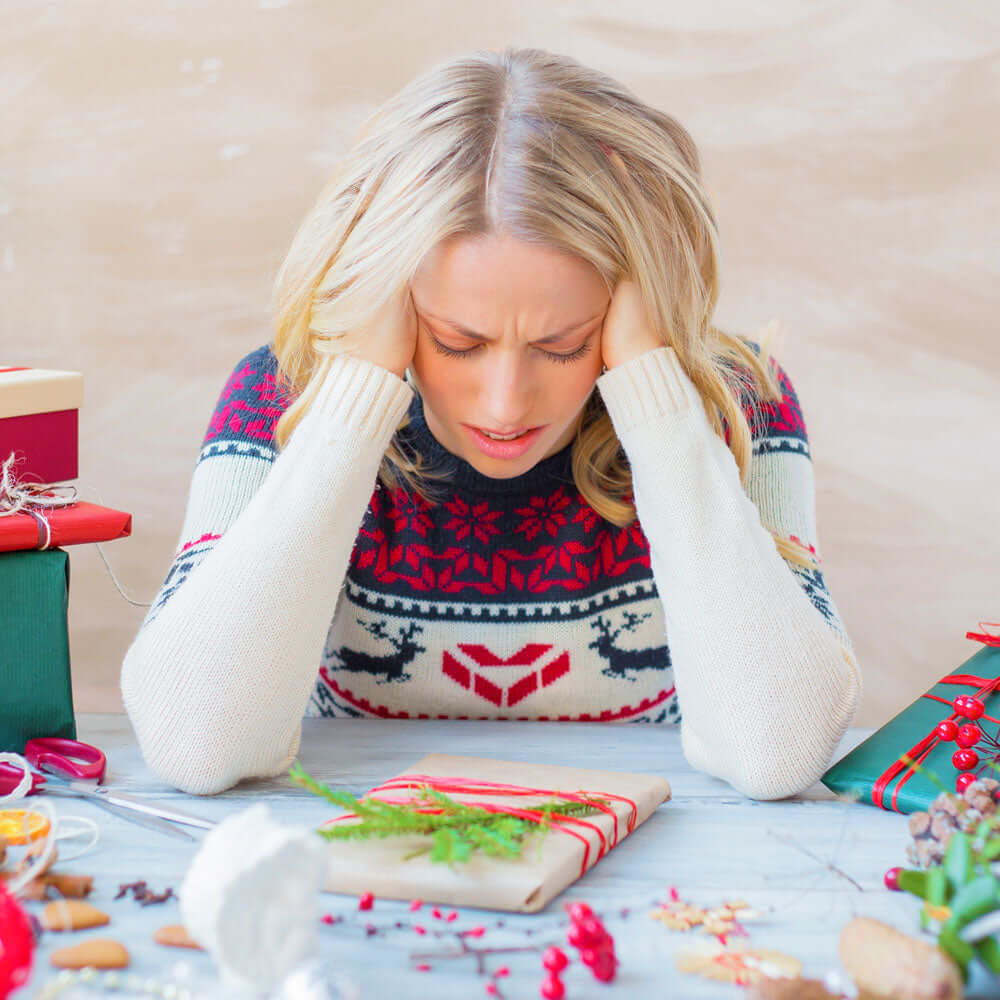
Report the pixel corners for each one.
[10,717,995,998]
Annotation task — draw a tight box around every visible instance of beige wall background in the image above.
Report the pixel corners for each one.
[2,1,996,728]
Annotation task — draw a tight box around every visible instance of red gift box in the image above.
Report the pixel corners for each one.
[0,500,132,553]
[0,366,84,484]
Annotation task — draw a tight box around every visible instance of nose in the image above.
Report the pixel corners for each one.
[479,349,534,430]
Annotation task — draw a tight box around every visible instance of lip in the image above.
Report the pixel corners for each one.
[465,424,545,460]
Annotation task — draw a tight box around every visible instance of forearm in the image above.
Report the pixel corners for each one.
[598,347,862,800]
[121,355,414,795]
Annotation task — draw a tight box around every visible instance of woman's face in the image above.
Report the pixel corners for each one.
[408,233,611,479]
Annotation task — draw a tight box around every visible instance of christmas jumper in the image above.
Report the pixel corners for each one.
[120,342,862,798]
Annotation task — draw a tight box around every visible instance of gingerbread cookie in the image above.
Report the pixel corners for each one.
[50,939,130,970]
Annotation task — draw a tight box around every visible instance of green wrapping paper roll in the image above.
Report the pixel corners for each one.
[822,640,1000,815]
[0,547,76,751]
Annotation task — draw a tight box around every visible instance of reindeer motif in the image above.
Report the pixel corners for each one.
[327,618,427,683]
[588,611,670,681]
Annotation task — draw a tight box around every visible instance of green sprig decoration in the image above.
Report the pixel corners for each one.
[892,753,1000,983]
[287,760,611,866]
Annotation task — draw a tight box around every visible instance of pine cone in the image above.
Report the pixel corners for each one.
[906,777,1000,869]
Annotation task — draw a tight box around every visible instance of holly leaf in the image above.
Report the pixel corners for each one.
[975,935,1000,974]
[938,923,974,983]
[944,832,974,892]
[944,874,1000,928]
[927,865,951,906]
[897,868,930,900]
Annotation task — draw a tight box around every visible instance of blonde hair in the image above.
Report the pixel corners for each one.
[271,46,820,572]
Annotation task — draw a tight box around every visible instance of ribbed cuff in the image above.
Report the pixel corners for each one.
[596,346,701,435]
[310,353,415,442]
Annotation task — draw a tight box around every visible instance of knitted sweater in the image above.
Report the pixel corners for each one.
[120,343,862,798]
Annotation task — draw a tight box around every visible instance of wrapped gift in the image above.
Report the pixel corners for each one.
[0,366,84,484]
[315,753,671,912]
[822,623,1000,814]
[0,498,132,553]
[0,548,76,752]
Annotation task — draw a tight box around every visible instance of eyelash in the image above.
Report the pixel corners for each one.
[429,337,594,365]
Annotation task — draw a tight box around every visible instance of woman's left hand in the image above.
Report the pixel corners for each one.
[600,279,665,372]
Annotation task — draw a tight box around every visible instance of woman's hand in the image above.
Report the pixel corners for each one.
[600,279,665,372]
[347,283,419,380]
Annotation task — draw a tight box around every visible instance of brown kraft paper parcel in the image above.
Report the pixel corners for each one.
[320,753,672,913]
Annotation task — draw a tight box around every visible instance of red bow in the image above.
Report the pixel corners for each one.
[967,622,1000,647]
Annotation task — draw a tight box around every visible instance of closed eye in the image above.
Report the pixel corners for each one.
[428,335,595,365]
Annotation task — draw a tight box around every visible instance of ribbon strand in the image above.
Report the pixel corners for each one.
[872,625,1000,811]
[325,774,640,877]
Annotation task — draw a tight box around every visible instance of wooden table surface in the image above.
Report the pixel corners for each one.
[12,715,998,999]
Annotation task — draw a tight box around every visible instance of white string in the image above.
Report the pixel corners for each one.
[0,452,78,517]
[82,485,154,608]
[52,814,101,863]
[0,458,155,607]
[0,750,34,803]
[0,752,102,895]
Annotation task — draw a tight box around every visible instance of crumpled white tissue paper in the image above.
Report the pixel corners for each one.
[179,802,329,996]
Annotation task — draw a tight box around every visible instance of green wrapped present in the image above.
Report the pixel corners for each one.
[0,547,76,751]
[822,623,1000,813]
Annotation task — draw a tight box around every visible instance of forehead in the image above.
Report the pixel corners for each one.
[412,234,609,317]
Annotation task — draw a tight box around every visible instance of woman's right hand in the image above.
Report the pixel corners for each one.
[347,283,418,380]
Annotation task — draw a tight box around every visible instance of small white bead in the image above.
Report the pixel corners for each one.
[79,966,98,982]
[104,970,122,989]
[125,973,144,990]
[163,984,179,999]
[55,970,76,984]
[144,978,161,993]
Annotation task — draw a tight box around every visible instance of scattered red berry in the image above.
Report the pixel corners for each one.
[564,899,618,984]
[409,899,423,911]
[464,925,487,938]
[446,910,458,922]
[884,866,902,891]
[415,964,431,972]
[953,748,980,770]
[485,984,498,996]
[413,925,427,935]
[494,966,511,978]
[540,975,565,1000]
[358,892,374,911]
[431,907,443,920]
[593,954,616,983]
[321,913,334,924]
[542,947,568,973]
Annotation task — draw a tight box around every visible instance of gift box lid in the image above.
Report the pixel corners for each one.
[0,367,84,420]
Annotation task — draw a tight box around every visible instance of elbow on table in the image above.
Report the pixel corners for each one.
[680,671,862,803]
[129,732,244,796]
[123,702,303,797]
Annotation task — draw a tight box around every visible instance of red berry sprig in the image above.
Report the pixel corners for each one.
[564,901,617,983]
[932,696,1000,784]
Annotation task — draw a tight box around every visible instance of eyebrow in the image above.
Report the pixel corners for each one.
[427,313,604,345]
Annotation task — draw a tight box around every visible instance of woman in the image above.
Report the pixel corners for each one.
[121,47,861,798]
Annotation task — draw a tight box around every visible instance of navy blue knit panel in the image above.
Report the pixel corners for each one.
[142,345,286,627]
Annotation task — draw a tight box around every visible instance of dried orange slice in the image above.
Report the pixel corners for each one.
[0,808,51,844]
